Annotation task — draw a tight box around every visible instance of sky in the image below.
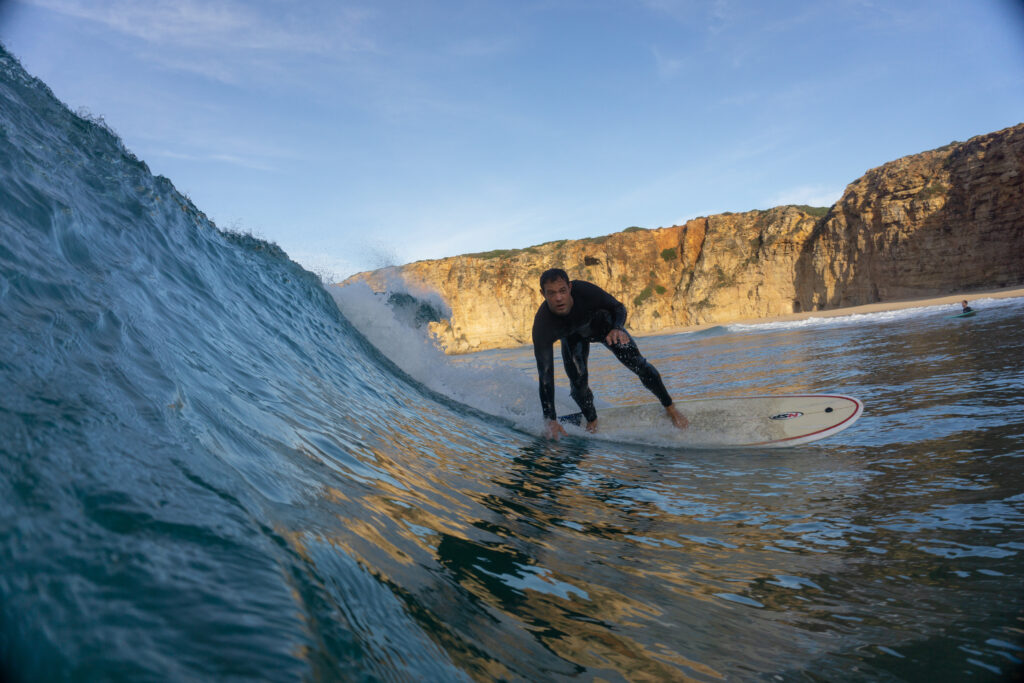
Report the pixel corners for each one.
[1,0,1022,280]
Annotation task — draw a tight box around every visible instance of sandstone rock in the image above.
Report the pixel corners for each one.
[795,124,1024,308]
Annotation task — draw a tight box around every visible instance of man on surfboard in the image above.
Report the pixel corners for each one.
[532,268,688,439]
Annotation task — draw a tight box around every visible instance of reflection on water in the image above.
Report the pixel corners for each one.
[339,299,1024,680]
[8,283,1024,681]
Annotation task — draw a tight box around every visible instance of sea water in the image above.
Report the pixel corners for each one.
[2,44,1023,681]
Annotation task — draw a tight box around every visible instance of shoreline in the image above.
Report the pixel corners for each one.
[646,286,1024,338]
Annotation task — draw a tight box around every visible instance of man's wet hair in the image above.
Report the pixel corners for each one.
[539,268,570,290]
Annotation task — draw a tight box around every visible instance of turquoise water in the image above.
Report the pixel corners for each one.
[2,44,1024,681]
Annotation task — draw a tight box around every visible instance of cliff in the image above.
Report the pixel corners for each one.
[341,124,1024,353]
[795,125,1024,307]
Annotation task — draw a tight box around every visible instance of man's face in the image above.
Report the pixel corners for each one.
[542,278,573,316]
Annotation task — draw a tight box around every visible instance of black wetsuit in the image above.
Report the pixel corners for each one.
[532,280,673,423]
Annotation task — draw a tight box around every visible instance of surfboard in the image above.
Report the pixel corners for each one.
[948,310,976,318]
[557,394,864,448]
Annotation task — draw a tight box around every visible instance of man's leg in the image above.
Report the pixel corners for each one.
[603,334,672,407]
[561,334,597,422]
[604,334,687,428]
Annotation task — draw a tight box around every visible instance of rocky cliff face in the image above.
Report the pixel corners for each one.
[794,124,1024,307]
[342,124,1024,353]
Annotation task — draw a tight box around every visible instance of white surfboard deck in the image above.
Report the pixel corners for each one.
[560,394,863,448]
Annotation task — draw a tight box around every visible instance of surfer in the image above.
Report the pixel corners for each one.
[532,268,688,440]
[961,300,973,313]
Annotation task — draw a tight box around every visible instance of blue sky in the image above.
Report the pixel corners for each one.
[2,0,1022,279]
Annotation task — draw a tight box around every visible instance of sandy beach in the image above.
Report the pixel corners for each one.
[650,286,1024,337]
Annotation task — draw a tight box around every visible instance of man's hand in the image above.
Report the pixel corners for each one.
[665,404,688,430]
[545,419,568,440]
[605,328,629,346]
[586,419,598,433]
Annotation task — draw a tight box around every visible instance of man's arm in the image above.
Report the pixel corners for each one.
[576,280,628,330]
[534,337,569,438]
[534,339,558,421]
[581,281,629,344]
[532,307,569,438]
[607,294,627,330]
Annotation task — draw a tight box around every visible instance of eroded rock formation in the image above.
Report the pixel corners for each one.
[795,125,1024,307]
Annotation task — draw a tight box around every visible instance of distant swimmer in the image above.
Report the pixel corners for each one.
[531,268,688,440]
[961,300,973,313]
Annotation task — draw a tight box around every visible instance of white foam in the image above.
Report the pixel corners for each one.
[328,281,577,432]
[727,296,1024,334]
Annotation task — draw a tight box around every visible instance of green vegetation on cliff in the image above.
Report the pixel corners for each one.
[790,205,830,217]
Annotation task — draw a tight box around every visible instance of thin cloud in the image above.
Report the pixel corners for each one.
[22,0,383,95]
[651,46,685,78]
[24,0,375,53]
[142,124,305,172]
[641,0,737,34]
[207,153,276,172]
[446,35,518,58]
[151,149,278,172]
[140,50,246,85]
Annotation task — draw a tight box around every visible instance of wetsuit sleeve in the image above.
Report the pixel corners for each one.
[610,296,627,329]
[583,281,627,329]
[533,336,557,420]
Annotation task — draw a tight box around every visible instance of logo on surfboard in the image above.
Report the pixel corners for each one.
[770,411,804,420]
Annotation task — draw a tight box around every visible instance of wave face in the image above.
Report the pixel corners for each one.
[4,44,1024,682]
[0,45,503,681]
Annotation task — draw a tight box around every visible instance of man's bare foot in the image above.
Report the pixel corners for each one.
[665,404,688,430]
[586,419,599,433]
